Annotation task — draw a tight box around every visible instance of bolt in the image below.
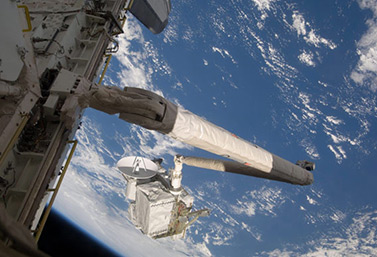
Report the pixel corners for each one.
[16,45,26,58]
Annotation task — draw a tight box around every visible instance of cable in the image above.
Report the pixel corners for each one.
[32,38,65,56]
[1,163,16,208]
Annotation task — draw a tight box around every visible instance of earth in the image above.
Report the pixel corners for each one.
[53,0,377,256]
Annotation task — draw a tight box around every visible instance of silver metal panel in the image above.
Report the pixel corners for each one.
[0,1,26,82]
[130,0,171,34]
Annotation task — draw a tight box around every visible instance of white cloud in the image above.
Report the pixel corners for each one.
[300,138,320,159]
[350,0,377,91]
[114,17,170,96]
[325,116,343,125]
[253,38,298,81]
[252,0,276,11]
[327,144,347,163]
[240,25,298,83]
[260,210,377,256]
[231,200,256,217]
[212,46,237,64]
[318,81,328,88]
[292,12,306,36]
[291,11,337,49]
[298,92,322,124]
[358,0,377,16]
[195,242,212,256]
[298,50,316,67]
[189,182,264,243]
[182,27,194,42]
[306,195,318,205]
[330,210,346,223]
[163,15,179,45]
[230,186,287,217]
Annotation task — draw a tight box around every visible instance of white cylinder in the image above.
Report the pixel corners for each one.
[168,107,274,173]
[170,168,182,190]
[125,179,137,201]
[171,156,183,190]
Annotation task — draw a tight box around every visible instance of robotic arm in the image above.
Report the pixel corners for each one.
[70,83,314,186]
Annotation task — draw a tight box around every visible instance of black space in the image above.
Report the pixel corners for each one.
[38,209,121,257]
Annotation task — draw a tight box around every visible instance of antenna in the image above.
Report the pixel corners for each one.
[117,156,158,179]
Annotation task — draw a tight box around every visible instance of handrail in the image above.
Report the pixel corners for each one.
[17,5,32,32]
[34,140,78,242]
[125,0,135,11]
[98,54,112,84]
